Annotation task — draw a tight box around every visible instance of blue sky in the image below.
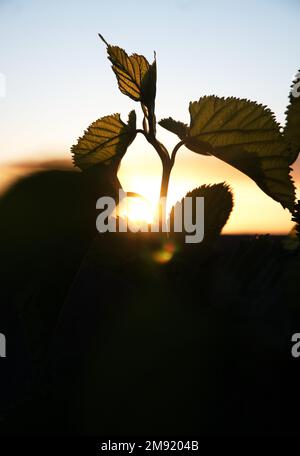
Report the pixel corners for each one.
[0,0,299,232]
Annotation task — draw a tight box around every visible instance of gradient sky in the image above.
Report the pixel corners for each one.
[0,0,299,233]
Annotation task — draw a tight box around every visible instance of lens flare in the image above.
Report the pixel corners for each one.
[152,240,178,264]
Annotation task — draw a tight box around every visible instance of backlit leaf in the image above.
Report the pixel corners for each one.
[159,117,210,155]
[284,70,300,164]
[99,34,156,109]
[162,96,295,211]
[169,183,233,240]
[141,57,157,110]
[159,117,189,139]
[72,111,137,170]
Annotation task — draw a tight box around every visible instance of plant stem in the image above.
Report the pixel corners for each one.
[159,160,172,231]
[171,140,185,166]
[139,106,185,230]
[160,159,172,199]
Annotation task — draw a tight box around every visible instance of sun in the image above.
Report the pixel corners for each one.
[117,195,156,225]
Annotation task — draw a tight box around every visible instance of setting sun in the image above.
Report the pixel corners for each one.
[116,195,156,228]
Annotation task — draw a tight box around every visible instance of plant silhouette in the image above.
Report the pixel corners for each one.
[72,37,300,224]
[1,38,300,437]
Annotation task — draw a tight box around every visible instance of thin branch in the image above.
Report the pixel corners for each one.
[171,140,185,165]
[136,129,147,137]
[148,136,170,164]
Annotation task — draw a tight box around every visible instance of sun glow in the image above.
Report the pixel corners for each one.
[124,197,154,224]
[116,195,157,227]
[118,172,295,235]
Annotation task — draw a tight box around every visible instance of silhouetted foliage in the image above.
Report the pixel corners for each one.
[72,37,299,219]
[292,199,300,241]
[169,183,233,242]
[0,162,120,359]
[1,38,300,437]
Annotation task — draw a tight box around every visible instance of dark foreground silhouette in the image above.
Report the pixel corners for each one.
[0,164,300,435]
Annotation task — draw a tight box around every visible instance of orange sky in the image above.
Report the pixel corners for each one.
[118,136,300,235]
[1,138,299,235]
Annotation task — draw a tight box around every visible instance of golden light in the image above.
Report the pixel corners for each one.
[123,196,154,224]
[118,157,296,235]
[115,195,157,230]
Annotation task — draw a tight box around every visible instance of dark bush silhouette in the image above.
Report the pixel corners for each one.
[0,162,120,358]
